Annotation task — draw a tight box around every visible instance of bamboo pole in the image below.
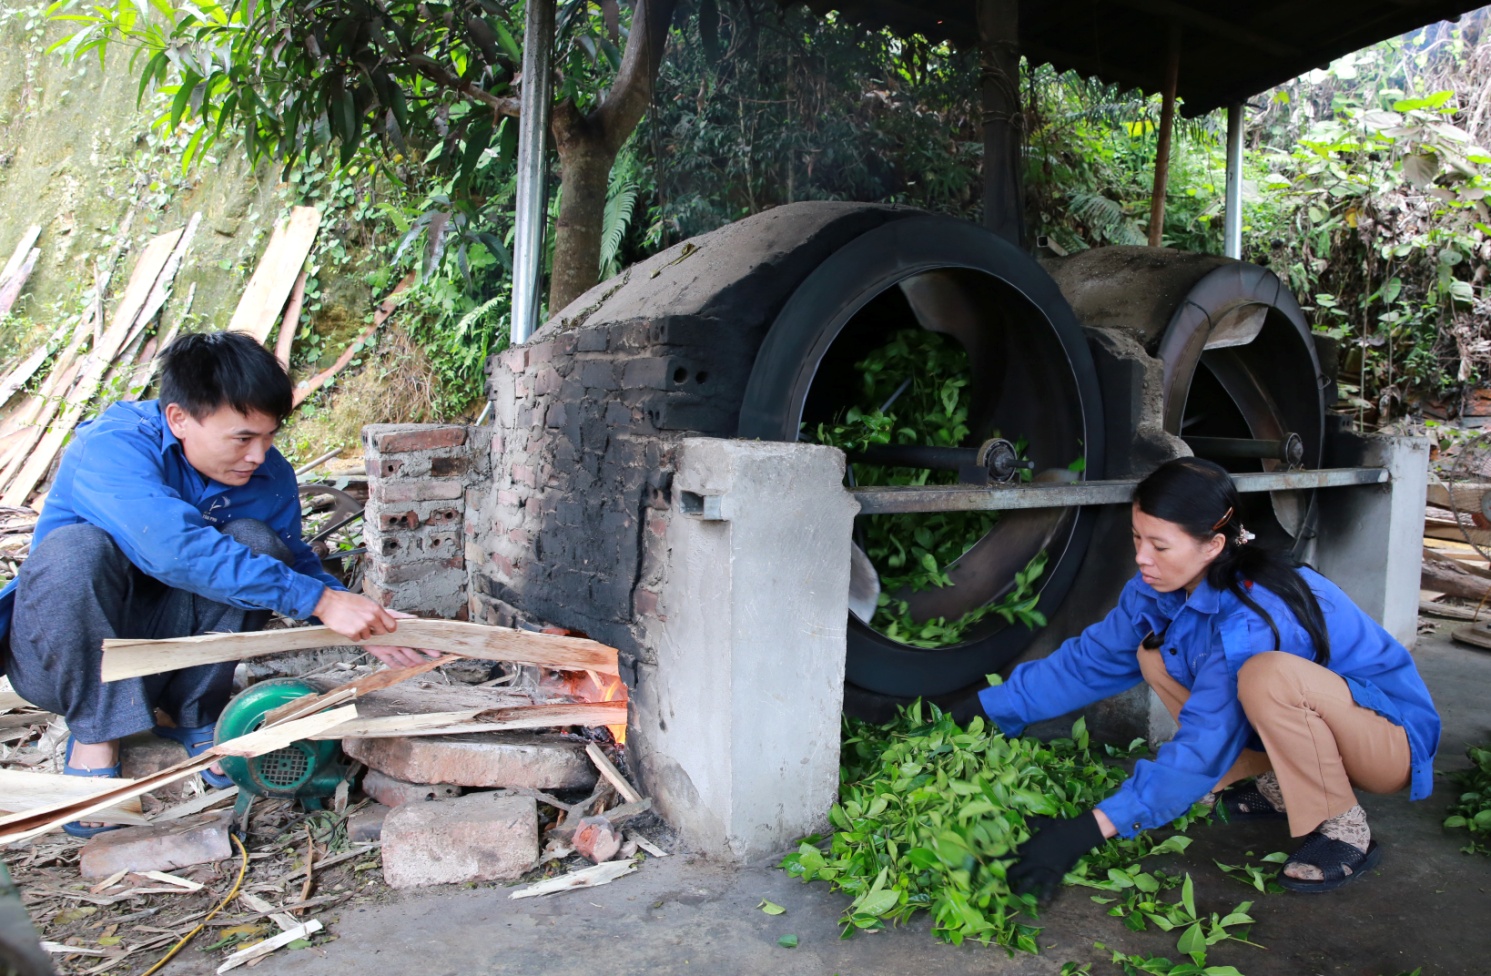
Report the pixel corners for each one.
[1147,24,1182,248]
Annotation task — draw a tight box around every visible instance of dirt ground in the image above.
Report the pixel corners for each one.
[12,624,1490,976]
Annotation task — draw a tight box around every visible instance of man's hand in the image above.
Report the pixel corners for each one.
[314,591,440,668]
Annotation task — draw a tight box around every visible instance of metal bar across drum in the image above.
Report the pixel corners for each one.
[850,466,1389,515]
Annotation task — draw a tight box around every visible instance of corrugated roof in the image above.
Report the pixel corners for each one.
[794,0,1486,115]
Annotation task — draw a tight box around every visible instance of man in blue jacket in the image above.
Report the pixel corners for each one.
[0,331,431,828]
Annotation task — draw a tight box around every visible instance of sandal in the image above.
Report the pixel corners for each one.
[1277,832,1382,893]
[1215,780,1287,822]
[62,737,124,839]
[153,722,234,789]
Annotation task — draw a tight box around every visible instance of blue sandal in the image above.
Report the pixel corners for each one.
[62,737,124,839]
[1277,833,1382,893]
[153,723,234,789]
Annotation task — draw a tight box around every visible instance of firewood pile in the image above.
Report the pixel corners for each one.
[1419,479,1491,648]
[0,621,664,974]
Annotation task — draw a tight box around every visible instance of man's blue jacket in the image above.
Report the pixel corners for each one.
[979,568,1441,838]
[0,400,344,648]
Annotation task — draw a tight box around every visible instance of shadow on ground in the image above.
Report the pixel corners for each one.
[250,628,1490,976]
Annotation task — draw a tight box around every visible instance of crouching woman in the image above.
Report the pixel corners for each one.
[960,457,1440,896]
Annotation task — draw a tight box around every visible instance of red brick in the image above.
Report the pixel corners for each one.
[430,455,468,477]
[362,579,395,606]
[348,803,390,843]
[368,458,404,479]
[362,769,462,807]
[345,734,596,790]
[511,465,537,488]
[371,427,468,454]
[378,479,464,503]
[383,558,463,585]
[633,588,659,617]
[381,793,537,888]
[496,490,521,507]
[79,812,232,880]
[427,507,461,525]
[379,510,420,531]
[573,815,622,863]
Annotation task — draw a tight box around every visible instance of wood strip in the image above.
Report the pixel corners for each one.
[1,225,191,506]
[0,225,41,285]
[292,273,414,407]
[215,919,322,973]
[0,770,147,825]
[509,860,636,899]
[0,248,39,319]
[152,785,238,822]
[101,618,618,682]
[227,207,321,343]
[586,744,643,804]
[0,707,356,844]
[274,269,308,369]
[323,700,629,739]
[258,654,456,727]
[1424,520,1491,548]
[0,319,75,410]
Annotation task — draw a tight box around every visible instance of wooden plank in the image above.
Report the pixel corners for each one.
[1424,519,1491,548]
[0,770,147,825]
[1,225,192,506]
[323,700,629,739]
[211,704,357,758]
[0,707,356,844]
[227,207,321,343]
[258,654,457,727]
[273,269,308,369]
[292,273,414,407]
[1427,482,1491,518]
[509,860,636,899]
[101,618,619,682]
[0,225,41,285]
[0,248,39,319]
[585,744,642,804]
[0,319,74,410]
[152,785,237,822]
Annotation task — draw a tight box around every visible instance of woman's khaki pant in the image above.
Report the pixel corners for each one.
[1138,648,1411,837]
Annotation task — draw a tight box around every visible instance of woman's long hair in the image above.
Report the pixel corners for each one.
[1133,457,1331,666]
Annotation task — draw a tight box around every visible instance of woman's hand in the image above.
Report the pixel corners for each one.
[364,609,442,668]
[1006,811,1107,902]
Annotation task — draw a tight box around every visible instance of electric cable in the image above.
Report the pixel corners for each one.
[138,832,248,976]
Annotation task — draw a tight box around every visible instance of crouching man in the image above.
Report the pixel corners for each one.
[0,331,437,835]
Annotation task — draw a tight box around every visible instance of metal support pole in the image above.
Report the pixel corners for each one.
[1223,100,1245,259]
[977,0,1024,248]
[510,0,555,346]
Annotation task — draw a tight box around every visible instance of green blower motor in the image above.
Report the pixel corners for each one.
[215,678,351,819]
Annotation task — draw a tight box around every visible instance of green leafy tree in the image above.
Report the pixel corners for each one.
[47,0,678,312]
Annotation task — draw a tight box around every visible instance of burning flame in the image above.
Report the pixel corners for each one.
[538,668,629,744]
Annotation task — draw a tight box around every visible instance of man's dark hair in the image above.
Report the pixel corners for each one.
[158,330,294,422]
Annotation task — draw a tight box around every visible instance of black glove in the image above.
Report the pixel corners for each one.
[1006,812,1106,902]
[945,688,988,726]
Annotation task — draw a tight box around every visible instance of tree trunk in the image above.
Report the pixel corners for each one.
[542,0,678,313]
[549,129,614,314]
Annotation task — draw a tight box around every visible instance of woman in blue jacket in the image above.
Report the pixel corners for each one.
[967,457,1440,896]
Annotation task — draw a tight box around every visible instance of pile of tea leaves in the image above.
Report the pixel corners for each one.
[780,702,1217,952]
[812,328,1046,647]
[1443,743,1491,855]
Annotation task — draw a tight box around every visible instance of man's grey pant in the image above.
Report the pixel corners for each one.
[7,519,291,744]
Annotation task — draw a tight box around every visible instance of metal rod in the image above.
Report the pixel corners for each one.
[510,0,555,346]
[851,444,976,472]
[851,467,1389,515]
[1183,433,1303,465]
[1147,23,1182,248]
[1224,101,1244,259]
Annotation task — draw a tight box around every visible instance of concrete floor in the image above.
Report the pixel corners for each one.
[249,626,1490,976]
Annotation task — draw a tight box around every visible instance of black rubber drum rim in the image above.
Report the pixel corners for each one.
[738,216,1105,697]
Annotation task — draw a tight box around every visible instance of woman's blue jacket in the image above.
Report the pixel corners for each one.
[978,568,1441,837]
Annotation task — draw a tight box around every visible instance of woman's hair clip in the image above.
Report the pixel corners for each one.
[1210,506,1234,532]
[1237,524,1256,545]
